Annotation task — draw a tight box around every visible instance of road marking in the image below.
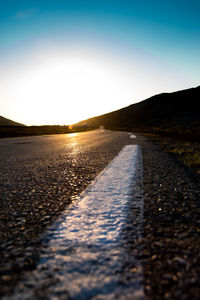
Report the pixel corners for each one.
[8,145,144,300]
[128,132,136,138]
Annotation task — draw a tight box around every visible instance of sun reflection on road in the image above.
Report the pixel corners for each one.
[67,133,77,138]
[65,133,79,155]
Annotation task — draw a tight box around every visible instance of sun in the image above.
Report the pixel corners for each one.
[1,50,135,125]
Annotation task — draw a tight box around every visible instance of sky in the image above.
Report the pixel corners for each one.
[0,0,199,125]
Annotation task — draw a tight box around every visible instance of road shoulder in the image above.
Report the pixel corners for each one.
[137,134,200,299]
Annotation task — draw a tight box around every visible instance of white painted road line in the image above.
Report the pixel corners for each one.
[7,145,144,300]
[128,132,136,138]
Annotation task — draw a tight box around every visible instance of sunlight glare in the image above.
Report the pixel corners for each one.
[1,51,136,125]
[68,133,77,138]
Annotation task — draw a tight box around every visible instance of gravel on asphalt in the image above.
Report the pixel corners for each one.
[0,131,134,297]
[0,131,199,299]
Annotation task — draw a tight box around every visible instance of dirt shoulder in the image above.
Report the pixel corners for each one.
[137,134,200,299]
[142,132,200,182]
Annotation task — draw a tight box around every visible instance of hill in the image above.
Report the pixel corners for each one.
[0,116,25,127]
[74,86,200,140]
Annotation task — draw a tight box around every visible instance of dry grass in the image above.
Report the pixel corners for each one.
[167,145,200,169]
[143,132,200,179]
[181,152,200,168]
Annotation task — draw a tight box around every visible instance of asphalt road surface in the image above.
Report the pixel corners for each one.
[0,129,199,299]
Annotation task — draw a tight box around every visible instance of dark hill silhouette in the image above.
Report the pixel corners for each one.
[0,116,25,126]
[75,86,200,131]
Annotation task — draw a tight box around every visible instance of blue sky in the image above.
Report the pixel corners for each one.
[0,0,199,125]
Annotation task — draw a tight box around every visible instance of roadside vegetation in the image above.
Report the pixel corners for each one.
[139,127,200,180]
[0,125,94,138]
[100,123,200,180]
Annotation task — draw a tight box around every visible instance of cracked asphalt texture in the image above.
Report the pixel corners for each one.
[0,130,199,299]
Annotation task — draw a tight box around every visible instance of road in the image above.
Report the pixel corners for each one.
[0,129,139,298]
[0,129,199,299]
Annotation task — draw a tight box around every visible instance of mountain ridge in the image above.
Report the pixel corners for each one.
[74,85,200,130]
[0,116,25,127]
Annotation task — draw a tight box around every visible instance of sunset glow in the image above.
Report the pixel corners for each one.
[1,50,138,125]
[0,0,199,125]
